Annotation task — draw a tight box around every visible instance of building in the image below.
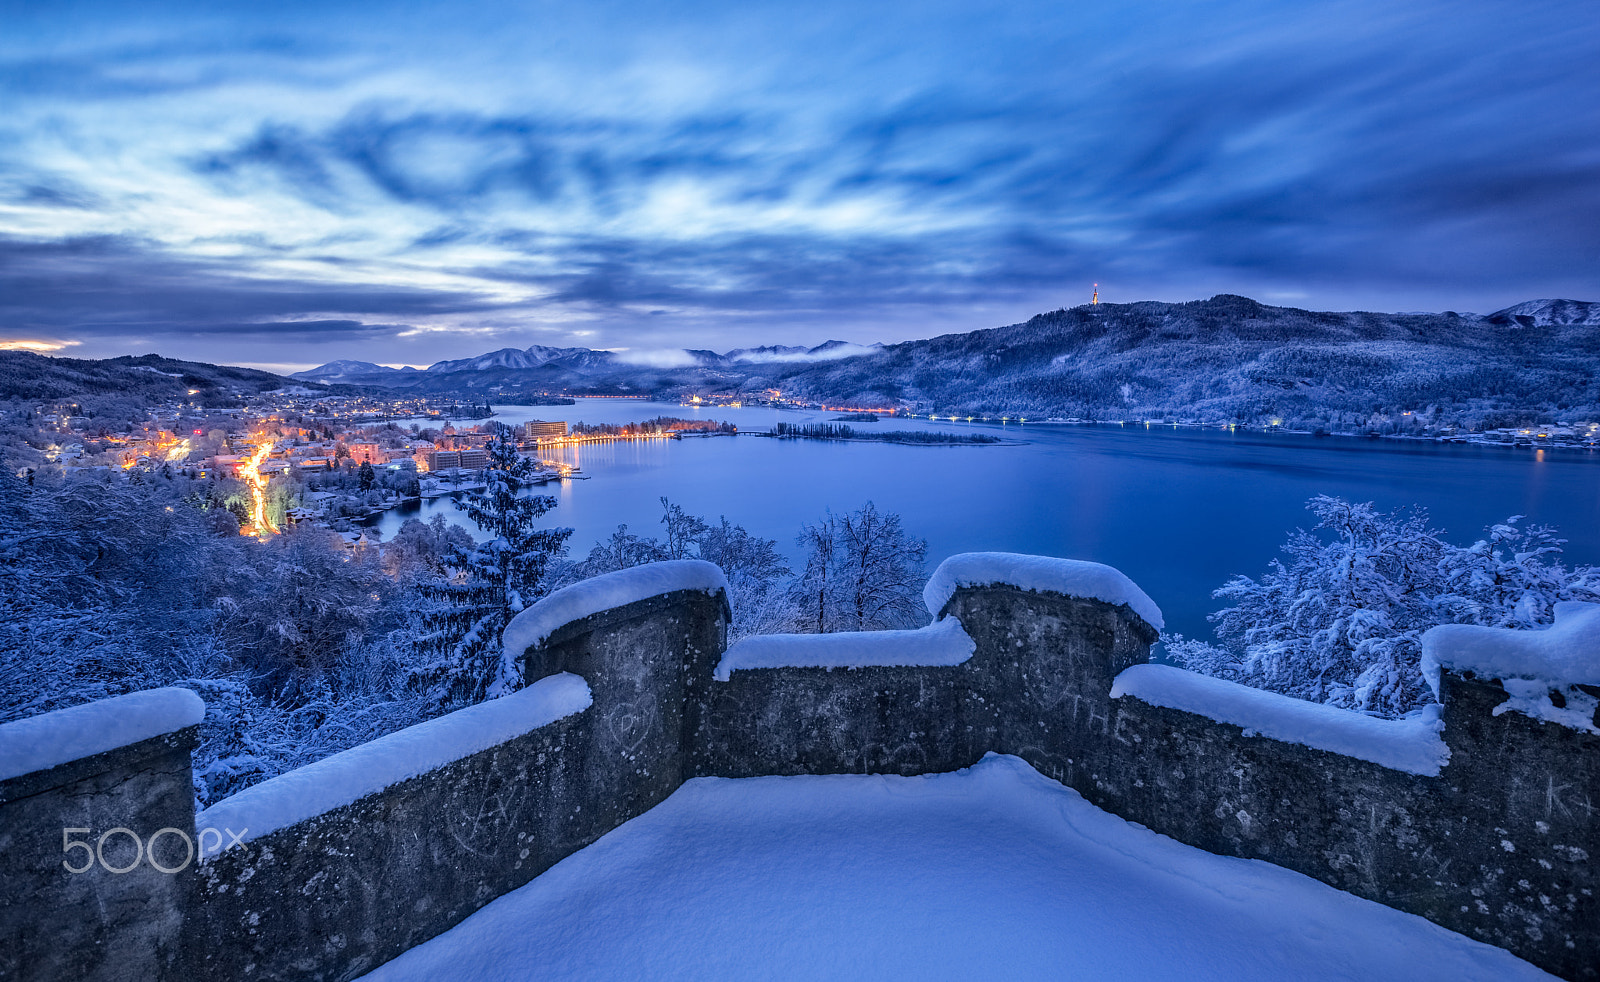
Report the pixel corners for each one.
[427,448,489,471]
[521,420,568,440]
[345,443,385,465]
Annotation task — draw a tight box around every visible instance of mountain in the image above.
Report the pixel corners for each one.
[291,340,886,392]
[0,351,312,406]
[424,345,591,374]
[761,295,1600,426]
[300,294,1600,426]
[1484,299,1600,328]
[292,359,415,382]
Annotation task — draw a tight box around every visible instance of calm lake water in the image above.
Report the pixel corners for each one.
[368,398,1600,643]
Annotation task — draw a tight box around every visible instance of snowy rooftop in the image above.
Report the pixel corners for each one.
[358,754,1549,982]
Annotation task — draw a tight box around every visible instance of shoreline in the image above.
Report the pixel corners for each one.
[1036,419,1600,456]
[755,432,1024,448]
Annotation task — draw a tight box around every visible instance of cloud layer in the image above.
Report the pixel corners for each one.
[1,0,1597,367]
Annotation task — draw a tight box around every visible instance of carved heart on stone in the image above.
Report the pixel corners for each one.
[604,693,658,755]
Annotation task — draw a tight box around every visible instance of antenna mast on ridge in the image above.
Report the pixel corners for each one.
[1091,283,1099,305]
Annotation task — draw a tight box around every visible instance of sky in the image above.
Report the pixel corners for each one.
[1,0,1597,372]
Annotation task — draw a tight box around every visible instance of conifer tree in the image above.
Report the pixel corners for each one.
[412,431,572,707]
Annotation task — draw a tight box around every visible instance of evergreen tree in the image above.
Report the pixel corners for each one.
[412,432,572,708]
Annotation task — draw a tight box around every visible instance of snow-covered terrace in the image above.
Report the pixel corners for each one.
[361,754,1549,982]
[5,555,1596,982]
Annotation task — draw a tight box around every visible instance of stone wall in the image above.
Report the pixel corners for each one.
[4,556,1595,980]
[187,709,595,982]
[696,577,1597,981]
[0,727,198,982]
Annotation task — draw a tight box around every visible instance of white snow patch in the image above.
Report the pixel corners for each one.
[1112,664,1449,776]
[0,688,205,782]
[196,673,591,857]
[923,552,1163,630]
[1494,679,1600,736]
[715,617,975,681]
[357,754,1547,982]
[503,561,729,663]
[1421,601,1600,698]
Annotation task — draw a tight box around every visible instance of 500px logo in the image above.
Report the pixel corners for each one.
[62,826,247,874]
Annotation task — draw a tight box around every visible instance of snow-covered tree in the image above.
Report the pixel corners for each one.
[411,432,572,708]
[0,458,432,807]
[791,502,927,633]
[563,498,792,638]
[384,515,474,581]
[571,524,668,577]
[659,497,709,560]
[1168,495,1600,717]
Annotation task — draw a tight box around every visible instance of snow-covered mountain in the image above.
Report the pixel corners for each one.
[424,345,591,374]
[286,295,1599,426]
[293,360,417,382]
[1484,299,1600,328]
[291,340,884,383]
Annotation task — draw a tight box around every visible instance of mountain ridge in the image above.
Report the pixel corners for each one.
[10,295,1594,429]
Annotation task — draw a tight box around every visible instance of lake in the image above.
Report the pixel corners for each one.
[367,398,1600,643]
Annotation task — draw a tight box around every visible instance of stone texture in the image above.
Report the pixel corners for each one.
[694,662,979,778]
[0,728,198,982]
[188,713,594,982]
[1422,672,1599,980]
[524,587,729,791]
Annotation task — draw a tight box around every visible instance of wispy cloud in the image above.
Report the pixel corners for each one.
[0,0,1596,365]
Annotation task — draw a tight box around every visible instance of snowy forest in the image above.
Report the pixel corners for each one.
[0,431,930,807]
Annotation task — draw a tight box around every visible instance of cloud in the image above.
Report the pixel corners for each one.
[0,235,499,339]
[730,342,879,363]
[612,348,702,368]
[0,0,1596,368]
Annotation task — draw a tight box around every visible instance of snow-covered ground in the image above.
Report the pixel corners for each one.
[359,754,1550,982]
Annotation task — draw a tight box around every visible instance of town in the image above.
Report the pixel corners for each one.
[17,386,735,541]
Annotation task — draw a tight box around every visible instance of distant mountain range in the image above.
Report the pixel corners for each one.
[292,340,885,386]
[6,296,1594,428]
[294,296,1600,427]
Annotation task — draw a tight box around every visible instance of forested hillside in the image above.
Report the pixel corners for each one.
[770,296,1600,428]
[0,350,308,405]
[288,295,1600,429]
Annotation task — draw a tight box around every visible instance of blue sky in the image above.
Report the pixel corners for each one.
[1,0,1597,371]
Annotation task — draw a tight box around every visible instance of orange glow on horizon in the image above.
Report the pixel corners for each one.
[0,338,80,353]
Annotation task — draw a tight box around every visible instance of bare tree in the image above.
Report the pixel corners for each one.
[792,503,927,633]
[794,513,839,634]
[659,496,710,560]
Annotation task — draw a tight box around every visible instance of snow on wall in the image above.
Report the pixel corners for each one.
[714,617,976,681]
[1111,664,1449,776]
[504,560,730,662]
[196,673,592,857]
[1421,601,1600,694]
[1495,678,1600,736]
[0,687,205,782]
[923,553,1163,630]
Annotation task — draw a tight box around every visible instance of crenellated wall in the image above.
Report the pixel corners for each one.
[2,555,1595,981]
